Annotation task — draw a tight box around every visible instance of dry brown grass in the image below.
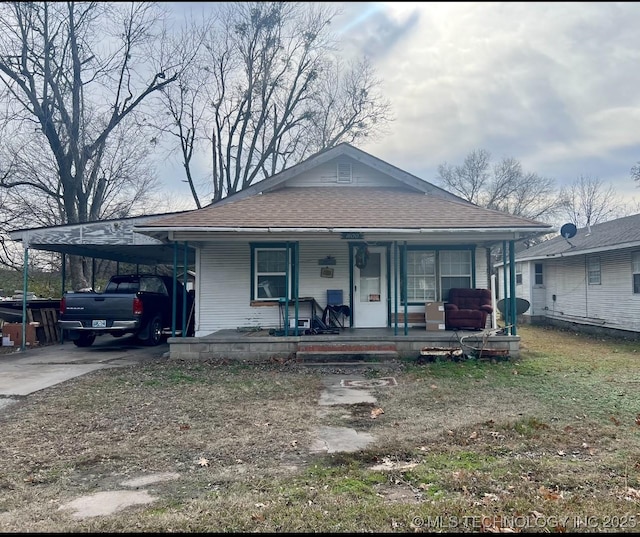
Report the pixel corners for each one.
[1,324,640,532]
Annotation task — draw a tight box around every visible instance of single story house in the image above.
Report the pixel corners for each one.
[495,213,640,338]
[133,143,552,360]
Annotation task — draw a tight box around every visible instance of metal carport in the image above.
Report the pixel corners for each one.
[8,212,195,350]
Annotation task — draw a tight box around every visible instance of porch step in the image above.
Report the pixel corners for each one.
[296,343,399,363]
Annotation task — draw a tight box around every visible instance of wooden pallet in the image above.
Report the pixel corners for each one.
[28,307,60,344]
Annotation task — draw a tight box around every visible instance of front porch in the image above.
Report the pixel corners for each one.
[167,326,520,362]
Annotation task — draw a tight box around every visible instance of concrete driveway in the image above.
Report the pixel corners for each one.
[0,335,168,411]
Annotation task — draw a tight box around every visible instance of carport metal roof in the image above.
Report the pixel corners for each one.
[8,212,195,266]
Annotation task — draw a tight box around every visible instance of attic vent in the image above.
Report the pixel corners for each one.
[337,161,352,184]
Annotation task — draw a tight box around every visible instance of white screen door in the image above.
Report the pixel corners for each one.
[353,246,387,327]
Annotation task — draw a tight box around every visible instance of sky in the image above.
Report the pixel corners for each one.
[161,2,640,214]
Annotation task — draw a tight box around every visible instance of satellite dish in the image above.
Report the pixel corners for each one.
[560,223,577,239]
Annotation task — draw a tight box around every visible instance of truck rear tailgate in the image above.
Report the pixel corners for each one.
[62,293,137,328]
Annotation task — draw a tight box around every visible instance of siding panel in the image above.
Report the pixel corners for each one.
[284,159,400,188]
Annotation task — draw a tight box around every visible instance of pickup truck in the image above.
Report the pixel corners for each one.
[58,274,194,347]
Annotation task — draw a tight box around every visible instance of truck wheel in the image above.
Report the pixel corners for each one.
[73,334,96,347]
[144,317,163,346]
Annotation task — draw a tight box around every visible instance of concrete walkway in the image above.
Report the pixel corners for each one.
[0,335,168,411]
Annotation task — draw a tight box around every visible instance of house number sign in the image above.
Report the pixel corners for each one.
[341,232,363,239]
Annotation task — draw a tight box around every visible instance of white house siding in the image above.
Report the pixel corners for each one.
[196,241,351,336]
[529,250,640,332]
[283,159,399,188]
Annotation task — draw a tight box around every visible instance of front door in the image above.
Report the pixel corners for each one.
[353,245,387,327]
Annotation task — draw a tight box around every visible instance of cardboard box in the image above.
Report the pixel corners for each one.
[426,321,446,331]
[425,302,445,323]
[1,322,37,347]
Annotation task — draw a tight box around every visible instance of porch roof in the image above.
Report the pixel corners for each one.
[136,187,552,241]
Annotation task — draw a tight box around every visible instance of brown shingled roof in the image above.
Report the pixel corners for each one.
[142,187,550,230]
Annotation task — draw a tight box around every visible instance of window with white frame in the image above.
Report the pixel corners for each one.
[587,256,601,285]
[440,250,472,300]
[633,252,640,294]
[406,251,437,302]
[254,247,290,300]
[534,263,544,285]
[515,262,523,285]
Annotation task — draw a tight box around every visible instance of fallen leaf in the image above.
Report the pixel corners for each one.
[371,407,384,419]
[430,384,438,389]
[197,457,209,467]
[251,513,265,522]
[557,450,566,456]
[290,440,298,447]
[610,416,621,426]
[539,486,562,500]
[179,423,190,430]
[635,414,640,426]
[469,431,478,439]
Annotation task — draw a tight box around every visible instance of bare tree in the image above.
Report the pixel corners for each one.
[632,161,640,184]
[165,2,393,204]
[559,175,619,227]
[437,149,564,222]
[0,2,181,289]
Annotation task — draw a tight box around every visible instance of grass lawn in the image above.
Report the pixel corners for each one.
[1,324,639,532]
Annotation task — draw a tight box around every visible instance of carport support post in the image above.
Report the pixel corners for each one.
[60,253,66,344]
[509,240,517,336]
[21,245,29,351]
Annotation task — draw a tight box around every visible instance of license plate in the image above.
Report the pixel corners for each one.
[92,319,106,328]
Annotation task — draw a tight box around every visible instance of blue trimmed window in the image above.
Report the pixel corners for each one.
[403,248,473,303]
[251,243,296,300]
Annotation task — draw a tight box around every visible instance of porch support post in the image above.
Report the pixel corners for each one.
[91,258,96,290]
[403,241,408,335]
[394,241,398,336]
[509,240,517,336]
[182,242,188,337]
[172,241,178,337]
[21,245,29,351]
[284,242,290,336]
[294,242,299,336]
[60,253,66,344]
[502,241,509,329]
